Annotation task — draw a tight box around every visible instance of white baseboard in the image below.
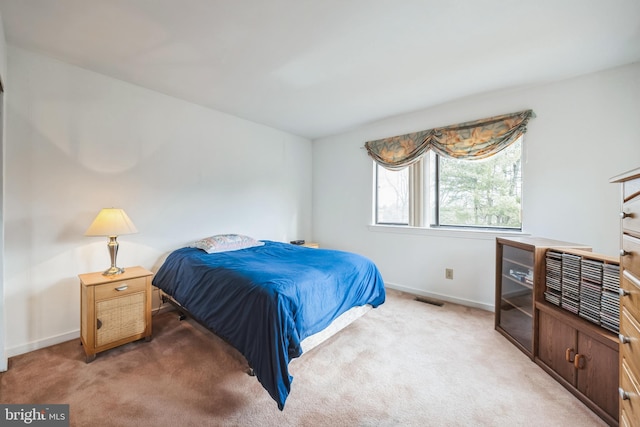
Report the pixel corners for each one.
[3,288,489,360]
[5,303,176,361]
[6,330,80,359]
[385,282,494,312]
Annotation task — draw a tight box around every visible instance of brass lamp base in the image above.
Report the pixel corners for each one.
[102,266,125,276]
[101,235,125,276]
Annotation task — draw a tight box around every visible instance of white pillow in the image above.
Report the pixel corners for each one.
[191,234,264,254]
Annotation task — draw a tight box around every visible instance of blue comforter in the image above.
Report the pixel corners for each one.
[152,241,385,409]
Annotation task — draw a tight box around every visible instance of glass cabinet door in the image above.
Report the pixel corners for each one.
[497,244,534,353]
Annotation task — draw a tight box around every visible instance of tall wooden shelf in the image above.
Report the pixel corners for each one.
[496,236,621,426]
[611,167,640,427]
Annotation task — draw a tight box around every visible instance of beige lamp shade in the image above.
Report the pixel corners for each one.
[85,208,138,237]
[85,208,138,276]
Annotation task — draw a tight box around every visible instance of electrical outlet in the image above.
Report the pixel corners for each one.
[445,268,453,280]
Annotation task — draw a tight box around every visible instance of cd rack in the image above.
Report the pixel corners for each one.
[544,248,620,333]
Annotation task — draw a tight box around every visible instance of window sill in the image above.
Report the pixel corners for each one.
[367,224,529,241]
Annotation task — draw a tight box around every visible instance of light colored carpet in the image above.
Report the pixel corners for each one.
[0,289,608,426]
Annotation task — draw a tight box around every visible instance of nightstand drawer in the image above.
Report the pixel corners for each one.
[94,276,147,300]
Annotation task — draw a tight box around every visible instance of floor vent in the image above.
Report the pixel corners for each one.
[414,296,444,307]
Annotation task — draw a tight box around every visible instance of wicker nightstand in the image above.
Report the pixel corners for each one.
[79,266,153,362]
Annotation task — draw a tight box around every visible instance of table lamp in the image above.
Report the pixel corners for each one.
[85,208,138,276]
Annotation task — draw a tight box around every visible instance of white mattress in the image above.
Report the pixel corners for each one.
[300,304,372,353]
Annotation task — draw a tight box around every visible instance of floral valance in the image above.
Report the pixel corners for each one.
[365,109,535,170]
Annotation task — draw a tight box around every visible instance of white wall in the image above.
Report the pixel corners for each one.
[312,63,640,311]
[4,46,312,356]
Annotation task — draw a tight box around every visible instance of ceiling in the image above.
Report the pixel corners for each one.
[0,0,639,140]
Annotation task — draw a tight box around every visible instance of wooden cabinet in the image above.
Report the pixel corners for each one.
[79,266,153,362]
[495,236,590,358]
[535,246,621,425]
[537,304,619,425]
[611,167,640,427]
[497,237,621,424]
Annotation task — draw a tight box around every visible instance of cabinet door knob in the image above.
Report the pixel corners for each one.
[620,249,630,256]
[97,319,102,330]
[619,288,630,297]
[619,334,631,344]
[574,353,585,369]
[565,348,575,362]
[619,387,631,400]
[115,284,129,291]
[620,211,632,219]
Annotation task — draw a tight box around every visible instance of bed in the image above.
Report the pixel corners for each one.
[152,238,386,409]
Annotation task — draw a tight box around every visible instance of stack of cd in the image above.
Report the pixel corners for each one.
[561,253,581,314]
[601,263,621,333]
[544,250,563,306]
[602,263,620,292]
[578,258,603,325]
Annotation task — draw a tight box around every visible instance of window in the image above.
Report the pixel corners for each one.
[433,136,522,229]
[375,136,523,230]
[375,165,409,225]
[366,110,533,230]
